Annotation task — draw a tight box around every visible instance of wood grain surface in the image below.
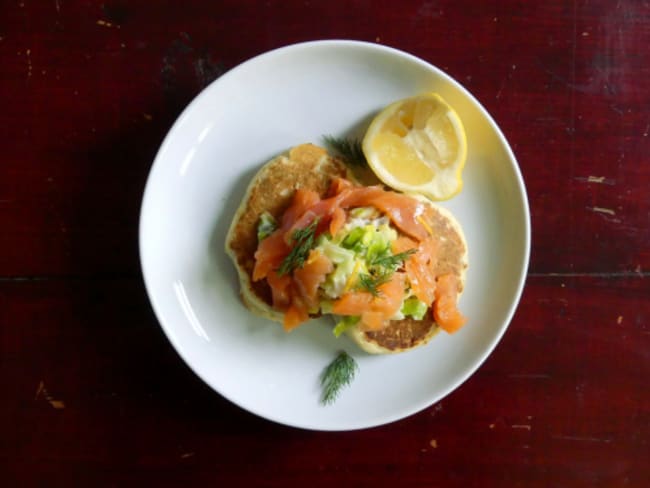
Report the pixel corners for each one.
[1,1,649,486]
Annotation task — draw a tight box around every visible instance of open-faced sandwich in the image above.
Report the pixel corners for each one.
[225,143,468,354]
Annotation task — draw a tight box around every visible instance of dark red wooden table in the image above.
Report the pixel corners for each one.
[2,1,649,486]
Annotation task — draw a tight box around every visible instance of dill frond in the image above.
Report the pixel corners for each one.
[320,351,358,405]
[370,249,417,269]
[323,135,367,167]
[277,218,320,275]
[356,272,392,296]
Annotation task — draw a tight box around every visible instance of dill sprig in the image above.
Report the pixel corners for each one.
[323,135,367,167]
[370,249,417,269]
[277,218,320,276]
[357,272,392,296]
[320,351,358,405]
[355,249,417,295]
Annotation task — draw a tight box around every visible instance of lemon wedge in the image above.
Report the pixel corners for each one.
[362,93,467,200]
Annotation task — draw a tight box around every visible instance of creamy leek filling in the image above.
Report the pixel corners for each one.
[257,205,429,331]
[311,207,427,329]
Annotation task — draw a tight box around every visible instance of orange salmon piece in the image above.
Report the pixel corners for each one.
[410,236,439,305]
[338,185,386,208]
[284,300,310,331]
[332,273,406,331]
[335,185,431,241]
[360,311,386,331]
[433,273,467,333]
[366,192,430,241]
[254,188,320,281]
[253,231,289,281]
[393,236,437,305]
[280,188,321,230]
[293,249,334,308]
[331,290,373,315]
[329,207,347,236]
[328,176,354,196]
[266,271,292,309]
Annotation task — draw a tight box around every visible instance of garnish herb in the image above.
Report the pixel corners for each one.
[323,135,367,167]
[277,218,320,276]
[370,249,417,269]
[320,351,358,405]
[355,249,417,296]
[357,272,391,296]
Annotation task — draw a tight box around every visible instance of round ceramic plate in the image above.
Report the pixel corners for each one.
[139,40,530,431]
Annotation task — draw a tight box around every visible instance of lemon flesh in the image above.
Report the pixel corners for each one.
[362,93,467,201]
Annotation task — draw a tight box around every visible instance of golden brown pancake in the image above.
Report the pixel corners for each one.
[348,199,468,354]
[225,143,468,354]
[225,144,350,322]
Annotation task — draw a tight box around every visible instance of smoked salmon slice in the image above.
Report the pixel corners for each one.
[284,299,310,331]
[393,236,438,306]
[266,271,292,309]
[329,207,347,236]
[253,231,289,281]
[293,249,334,308]
[332,272,406,331]
[252,176,463,333]
[433,273,467,333]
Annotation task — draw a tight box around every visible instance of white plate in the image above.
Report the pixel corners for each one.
[139,40,530,431]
